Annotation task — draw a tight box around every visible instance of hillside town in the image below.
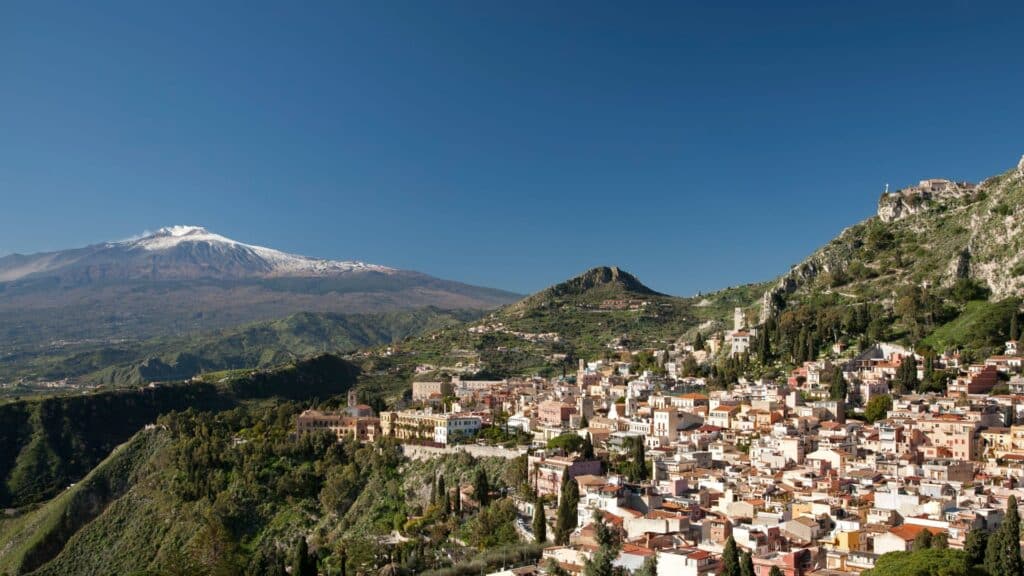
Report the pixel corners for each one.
[296,307,1024,576]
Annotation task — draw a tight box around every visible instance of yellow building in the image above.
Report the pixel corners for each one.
[835,530,862,552]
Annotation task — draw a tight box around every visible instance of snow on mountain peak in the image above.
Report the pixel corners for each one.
[120,226,395,276]
[129,226,238,250]
[157,225,210,237]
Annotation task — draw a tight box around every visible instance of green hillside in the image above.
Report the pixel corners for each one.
[349,267,764,402]
[1,308,482,388]
[0,404,532,576]
[760,162,1024,362]
[0,355,359,509]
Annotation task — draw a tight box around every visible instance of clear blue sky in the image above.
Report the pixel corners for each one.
[2,1,1022,295]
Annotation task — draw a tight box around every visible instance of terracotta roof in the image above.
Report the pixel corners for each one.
[622,544,656,557]
[888,524,944,541]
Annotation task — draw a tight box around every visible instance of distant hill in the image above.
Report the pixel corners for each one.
[0,226,519,356]
[0,308,483,387]
[350,266,763,401]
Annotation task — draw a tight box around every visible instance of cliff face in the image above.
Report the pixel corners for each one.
[760,156,1024,319]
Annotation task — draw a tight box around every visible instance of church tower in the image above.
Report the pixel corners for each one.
[733,307,745,332]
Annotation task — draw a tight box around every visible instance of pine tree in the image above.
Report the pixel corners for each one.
[532,500,547,543]
[986,495,1023,576]
[554,474,579,545]
[583,511,621,576]
[474,469,490,507]
[291,538,316,576]
[740,550,755,576]
[722,536,740,576]
[965,528,988,566]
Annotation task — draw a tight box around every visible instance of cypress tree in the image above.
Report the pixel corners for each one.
[291,538,316,576]
[532,500,547,543]
[440,487,450,515]
[435,475,445,507]
[473,469,490,507]
[830,366,847,401]
[903,355,919,393]
[986,495,1022,576]
[452,484,461,515]
[932,531,949,549]
[554,475,579,545]
[923,354,935,390]
[757,330,771,363]
[622,436,647,482]
[769,567,784,576]
[635,555,658,576]
[965,528,988,566]
[740,550,755,576]
[913,529,933,550]
[722,536,740,576]
[1011,312,1019,342]
[581,433,595,459]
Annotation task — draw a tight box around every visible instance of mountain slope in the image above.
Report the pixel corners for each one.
[0,226,519,361]
[0,405,524,576]
[0,355,360,509]
[351,267,762,401]
[1,308,483,387]
[759,156,1024,359]
[0,225,394,283]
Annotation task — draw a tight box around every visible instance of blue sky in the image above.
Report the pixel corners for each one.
[2,1,1022,295]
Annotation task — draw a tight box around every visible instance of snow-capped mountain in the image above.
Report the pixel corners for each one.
[0,227,518,347]
[122,226,395,275]
[0,226,396,283]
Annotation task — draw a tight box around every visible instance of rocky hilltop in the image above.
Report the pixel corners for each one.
[761,155,1024,320]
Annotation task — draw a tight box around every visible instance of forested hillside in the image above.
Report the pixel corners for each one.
[0,403,533,576]
[0,355,359,509]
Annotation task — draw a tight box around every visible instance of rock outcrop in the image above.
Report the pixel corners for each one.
[877,179,977,222]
